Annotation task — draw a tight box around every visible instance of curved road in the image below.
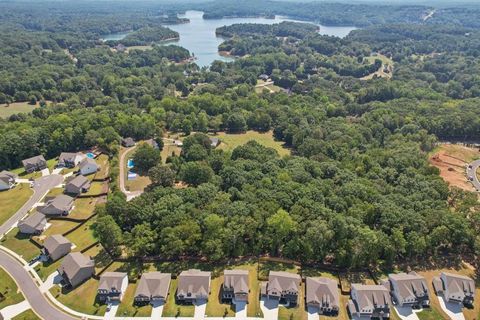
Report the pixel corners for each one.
[0,251,77,320]
[466,160,480,191]
[0,174,64,236]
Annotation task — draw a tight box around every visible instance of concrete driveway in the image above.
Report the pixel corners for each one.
[438,296,465,320]
[151,301,164,319]
[466,160,480,191]
[194,300,207,319]
[0,250,77,320]
[394,305,420,320]
[104,301,120,319]
[234,300,247,318]
[0,173,64,236]
[307,306,319,320]
[260,297,279,320]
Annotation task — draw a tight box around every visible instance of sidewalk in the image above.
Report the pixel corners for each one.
[0,300,31,319]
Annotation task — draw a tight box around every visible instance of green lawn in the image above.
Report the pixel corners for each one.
[162,279,195,317]
[35,258,62,281]
[417,307,448,320]
[0,184,33,225]
[116,283,153,317]
[1,228,40,261]
[93,154,110,180]
[160,144,182,163]
[82,244,113,273]
[42,220,79,237]
[45,187,64,198]
[50,278,106,316]
[278,281,307,320]
[123,147,152,192]
[216,131,290,157]
[12,310,41,320]
[205,275,235,317]
[0,267,25,309]
[0,102,39,119]
[83,182,105,196]
[66,219,97,250]
[69,198,97,220]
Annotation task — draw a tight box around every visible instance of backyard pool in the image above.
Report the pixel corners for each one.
[86,152,95,159]
[127,159,134,168]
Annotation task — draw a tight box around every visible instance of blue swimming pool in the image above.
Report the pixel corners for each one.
[127,159,134,168]
[86,152,95,159]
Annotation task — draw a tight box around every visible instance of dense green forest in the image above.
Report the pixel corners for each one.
[1,1,480,268]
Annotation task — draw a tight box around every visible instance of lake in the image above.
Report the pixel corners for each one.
[104,10,356,67]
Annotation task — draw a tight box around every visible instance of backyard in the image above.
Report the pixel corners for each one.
[123,147,151,192]
[0,266,24,309]
[1,228,40,261]
[205,275,236,317]
[66,219,97,250]
[216,131,290,157]
[0,184,32,225]
[69,197,98,220]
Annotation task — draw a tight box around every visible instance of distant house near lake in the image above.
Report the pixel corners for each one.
[177,269,211,303]
[134,272,171,305]
[22,155,47,173]
[0,170,17,190]
[38,194,74,216]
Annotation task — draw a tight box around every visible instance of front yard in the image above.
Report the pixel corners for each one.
[115,282,152,317]
[1,228,40,261]
[50,278,107,316]
[0,266,25,309]
[162,279,195,317]
[0,184,32,225]
[205,275,235,317]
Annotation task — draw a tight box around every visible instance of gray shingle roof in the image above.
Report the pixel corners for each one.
[98,272,128,291]
[44,234,71,252]
[79,157,97,169]
[0,170,17,183]
[388,272,428,303]
[19,212,46,229]
[177,269,211,298]
[45,195,74,211]
[351,284,391,310]
[66,175,89,188]
[22,155,46,166]
[224,269,249,294]
[267,271,301,295]
[442,272,475,297]
[306,277,339,308]
[135,272,171,299]
[58,252,94,279]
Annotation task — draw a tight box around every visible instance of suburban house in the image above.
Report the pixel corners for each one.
[176,269,211,304]
[22,155,47,173]
[121,137,136,148]
[0,170,17,190]
[57,252,95,288]
[305,277,339,316]
[42,234,72,261]
[261,271,301,306]
[57,152,85,168]
[65,175,91,195]
[97,272,129,303]
[259,74,270,81]
[79,158,98,176]
[387,272,429,308]
[134,272,171,305]
[433,272,475,306]
[347,284,391,319]
[145,139,159,149]
[222,269,249,303]
[38,195,74,216]
[209,137,220,148]
[18,212,47,234]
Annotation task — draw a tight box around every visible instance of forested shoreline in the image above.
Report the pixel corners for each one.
[1,1,480,269]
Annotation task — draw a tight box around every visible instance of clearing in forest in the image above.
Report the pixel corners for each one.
[216,131,291,157]
[0,102,40,118]
[429,144,480,191]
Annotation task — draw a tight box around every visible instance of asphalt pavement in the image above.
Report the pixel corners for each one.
[466,160,480,191]
[0,174,64,236]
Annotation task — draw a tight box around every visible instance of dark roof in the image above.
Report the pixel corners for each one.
[44,235,71,253]
[58,252,94,278]
[0,170,17,183]
[66,175,89,188]
[22,155,46,166]
[19,212,46,229]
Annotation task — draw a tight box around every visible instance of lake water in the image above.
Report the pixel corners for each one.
[103,10,356,67]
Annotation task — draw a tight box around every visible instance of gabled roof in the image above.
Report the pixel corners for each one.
[135,272,171,299]
[0,170,17,183]
[79,157,97,169]
[177,269,211,298]
[43,195,74,211]
[66,175,89,188]
[59,252,94,278]
[98,272,128,291]
[19,212,46,229]
[268,271,301,294]
[58,152,79,163]
[44,234,71,253]
[442,272,475,297]
[351,284,391,310]
[389,272,428,302]
[306,277,339,308]
[22,155,46,166]
[224,269,249,294]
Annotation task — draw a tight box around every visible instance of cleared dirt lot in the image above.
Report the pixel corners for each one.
[429,144,480,191]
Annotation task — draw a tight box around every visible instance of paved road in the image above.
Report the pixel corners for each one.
[119,146,142,201]
[466,160,480,191]
[0,174,64,236]
[0,251,78,320]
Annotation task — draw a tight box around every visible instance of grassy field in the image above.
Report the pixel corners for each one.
[94,154,110,180]
[42,220,78,237]
[35,258,62,281]
[45,187,64,198]
[83,182,105,196]
[0,184,33,225]
[216,131,290,157]
[66,219,97,250]
[0,267,24,309]
[69,197,97,220]
[0,102,39,119]
[162,279,195,317]
[123,147,151,192]
[82,244,113,273]
[50,278,107,316]
[1,228,40,261]
[205,275,235,317]
[116,283,153,317]
[11,310,41,320]
[417,307,448,320]
[161,144,182,163]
